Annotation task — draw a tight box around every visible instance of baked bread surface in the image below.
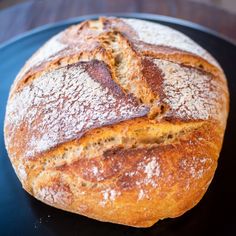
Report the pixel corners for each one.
[4,17,229,227]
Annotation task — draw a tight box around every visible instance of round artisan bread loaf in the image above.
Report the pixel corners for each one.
[4,17,229,227]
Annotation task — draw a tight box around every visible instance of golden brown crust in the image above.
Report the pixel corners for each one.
[4,17,229,227]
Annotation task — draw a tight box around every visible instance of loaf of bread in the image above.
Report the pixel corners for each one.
[4,17,229,227]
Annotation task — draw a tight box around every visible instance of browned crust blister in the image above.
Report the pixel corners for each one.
[4,17,229,227]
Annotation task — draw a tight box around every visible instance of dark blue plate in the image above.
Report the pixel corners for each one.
[0,13,236,236]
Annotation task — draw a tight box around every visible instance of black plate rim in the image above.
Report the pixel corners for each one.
[0,12,235,52]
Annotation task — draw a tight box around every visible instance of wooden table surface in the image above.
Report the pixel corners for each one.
[0,0,236,44]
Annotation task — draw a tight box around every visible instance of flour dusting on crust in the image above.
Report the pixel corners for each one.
[180,156,212,179]
[36,184,72,206]
[28,33,67,68]
[153,59,221,120]
[100,188,120,206]
[144,157,161,180]
[136,156,161,188]
[17,163,27,180]
[138,189,146,200]
[15,33,67,84]
[123,18,219,68]
[5,62,148,157]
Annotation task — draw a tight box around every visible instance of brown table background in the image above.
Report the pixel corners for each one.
[0,0,235,44]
